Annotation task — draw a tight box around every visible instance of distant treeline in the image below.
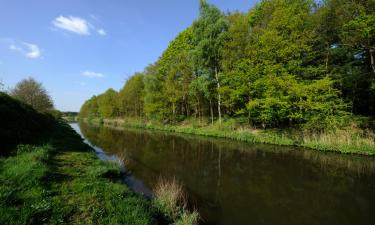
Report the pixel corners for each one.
[80,0,375,130]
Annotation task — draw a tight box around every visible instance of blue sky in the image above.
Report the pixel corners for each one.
[0,0,257,111]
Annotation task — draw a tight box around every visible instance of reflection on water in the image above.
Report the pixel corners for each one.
[76,122,375,225]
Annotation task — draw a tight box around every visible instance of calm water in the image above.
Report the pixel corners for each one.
[72,123,375,225]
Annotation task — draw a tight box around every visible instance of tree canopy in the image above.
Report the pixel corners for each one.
[80,0,375,130]
[11,77,54,113]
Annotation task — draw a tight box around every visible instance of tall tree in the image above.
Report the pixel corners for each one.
[11,77,54,112]
[118,73,145,117]
[192,0,229,123]
[97,89,119,118]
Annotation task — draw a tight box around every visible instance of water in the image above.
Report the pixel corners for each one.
[72,122,375,225]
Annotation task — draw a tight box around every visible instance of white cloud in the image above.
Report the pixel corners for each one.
[81,70,104,78]
[79,82,87,86]
[52,16,90,35]
[97,29,106,36]
[23,42,41,59]
[9,42,41,59]
[9,44,22,52]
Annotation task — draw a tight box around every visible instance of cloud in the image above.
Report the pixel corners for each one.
[52,16,90,35]
[9,42,41,59]
[97,29,106,36]
[79,82,87,86]
[9,44,22,52]
[52,15,107,37]
[23,42,41,59]
[81,70,104,78]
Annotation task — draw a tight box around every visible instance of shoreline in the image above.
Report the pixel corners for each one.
[82,117,375,156]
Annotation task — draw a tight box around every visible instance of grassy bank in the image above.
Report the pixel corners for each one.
[0,145,198,225]
[85,117,375,156]
[0,92,198,225]
[0,145,157,225]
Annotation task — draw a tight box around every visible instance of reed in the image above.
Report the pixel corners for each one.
[153,177,199,225]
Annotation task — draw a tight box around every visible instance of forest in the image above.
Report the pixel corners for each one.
[80,0,375,132]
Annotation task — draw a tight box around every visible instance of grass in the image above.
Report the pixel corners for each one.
[0,145,158,225]
[1,92,198,225]
[48,151,156,225]
[0,145,51,225]
[0,144,199,225]
[153,178,199,225]
[85,117,375,156]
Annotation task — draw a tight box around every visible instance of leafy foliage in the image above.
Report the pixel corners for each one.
[80,0,375,131]
[10,77,54,112]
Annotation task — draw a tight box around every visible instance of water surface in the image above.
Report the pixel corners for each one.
[73,123,375,225]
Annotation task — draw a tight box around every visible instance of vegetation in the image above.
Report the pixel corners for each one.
[85,117,375,155]
[0,145,157,225]
[80,0,375,154]
[0,92,198,224]
[153,178,199,225]
[10,77,54,113]
[0,91,86,155]
[61,111,79,122]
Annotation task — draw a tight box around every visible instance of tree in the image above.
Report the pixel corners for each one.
[11,77,54,112]
[341,14,375,77]
[118,73,145,117]
[220,12,252,116]
[316,0,375,115]
[157,28,195,121]
[79,0,374,130]
[143,63,169,120]
[192,0,229,123]
[80,95,99,118]
[97,89,119,118]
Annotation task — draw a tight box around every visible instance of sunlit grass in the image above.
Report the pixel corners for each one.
[0,144,163,225]
[86,117,375,155]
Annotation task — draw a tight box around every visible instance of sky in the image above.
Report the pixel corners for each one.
[0,0,257,112]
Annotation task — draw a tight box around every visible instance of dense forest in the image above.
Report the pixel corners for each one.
[80,0,375,131]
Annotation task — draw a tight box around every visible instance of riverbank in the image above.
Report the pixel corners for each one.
[0,144,158,224]
[0,93,197,225]
[84,117,375,156]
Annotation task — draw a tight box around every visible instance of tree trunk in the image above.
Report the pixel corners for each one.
[197,98,201,125]
[325,43,329,73]
[215,67,222,124]
[370,48,375,78]
[209,99,214,125]
[172,102,176,122]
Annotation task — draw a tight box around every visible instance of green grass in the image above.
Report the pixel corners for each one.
[1,93,197,225]
[0,144,199,225]
[48,151,157,225]
[0,145,52,225]
[0,145,159,225]
[86,117,375,156]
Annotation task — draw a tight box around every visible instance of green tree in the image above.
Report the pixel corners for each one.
[143,63,168,120]
[97,89,119,118]
[192,0,229,123]
[11,77,54,112]
[341,14,375,77]
[80,96,99,119]
[119,73,145,117]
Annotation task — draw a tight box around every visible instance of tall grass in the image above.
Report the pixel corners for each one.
[84,117,375,155]
[153,177,199,225]
[302,128,375,155]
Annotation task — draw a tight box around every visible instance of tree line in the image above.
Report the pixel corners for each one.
[80,0,375,130]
